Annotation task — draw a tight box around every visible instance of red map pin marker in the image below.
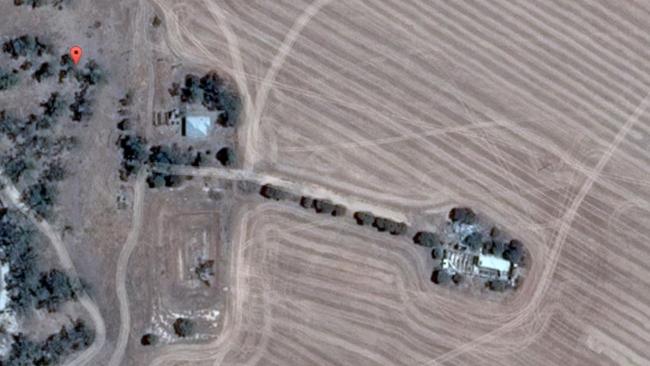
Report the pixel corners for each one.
[69,46,83,65]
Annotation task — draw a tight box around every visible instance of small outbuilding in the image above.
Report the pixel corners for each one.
[182,115,212,138]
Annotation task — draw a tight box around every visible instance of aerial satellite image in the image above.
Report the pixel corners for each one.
[0,1,649,365]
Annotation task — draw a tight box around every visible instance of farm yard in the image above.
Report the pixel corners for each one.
[143,1,650,366]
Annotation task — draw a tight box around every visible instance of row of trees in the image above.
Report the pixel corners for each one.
[13,0,68,9]
[300,196,346,217]
[353,211,407,236]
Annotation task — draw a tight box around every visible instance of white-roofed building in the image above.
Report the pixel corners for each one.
[476,254,511,279]
[183,115,212,138]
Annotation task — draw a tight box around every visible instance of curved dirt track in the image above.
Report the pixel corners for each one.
[144,1,650,365]
[0,174,107,366]
[108,176,147,366]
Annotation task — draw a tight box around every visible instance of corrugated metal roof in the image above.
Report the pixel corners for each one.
[185,115,211,138]
[477,254,511,273]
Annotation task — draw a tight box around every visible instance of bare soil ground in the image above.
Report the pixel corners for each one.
[145,1,650,366]
[4,1,650,365]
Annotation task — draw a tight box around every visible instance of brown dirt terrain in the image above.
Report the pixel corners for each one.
[144,1,650,366]
[4,0,650,365]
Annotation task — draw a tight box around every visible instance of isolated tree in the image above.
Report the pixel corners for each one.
[332,204,347,217]
[489,280,507,292]
[40,92,66,117]
[216,147,236,167]
[75,59,103,86]
[173,318,194,337]
[503,239,524,265]
[314,199,335,214]
[194,258,214,286]
[353,211,374,226]
[141,333,158,346]
[372,217,388,232]
[490,241,505,257]
[413,231,438,247]
[448,207,476,224]
[117,118,131,131]
[58,54,74,82]
[300,196,314,209]
[464,232,482,252]
[260,184,288,201]
[452,273,463,285]
[388,221,407,235]
[190,152,203,167]
[32,62,52,82]
[69,86,92,121]
[431,246,444,260]
[431,269,452,285]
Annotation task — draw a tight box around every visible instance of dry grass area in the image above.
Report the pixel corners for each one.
[143,1,650,365]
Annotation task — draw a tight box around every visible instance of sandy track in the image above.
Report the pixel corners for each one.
[108,175,146,366]
[0,173,107,366]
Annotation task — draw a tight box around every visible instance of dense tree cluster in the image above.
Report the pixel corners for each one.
[146,144,192,188]
[2,35,48,59]
[13,0,69,10]
[3,320,94,365]
[0,210,79,313]
[21,181,57,219]
[173,318,194,338]
[116,134,148,181]
[173,73,241,127]
[0,210,40,312]
[34,269,80,312]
